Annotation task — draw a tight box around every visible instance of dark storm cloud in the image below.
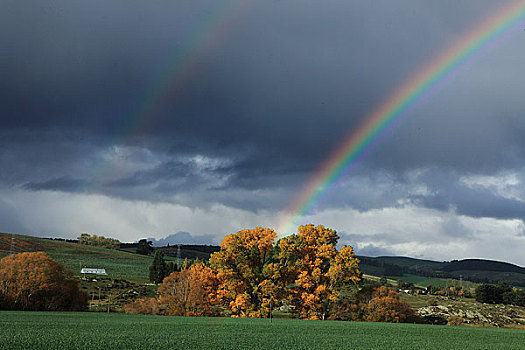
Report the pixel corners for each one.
[108,159,224,189]
[1,1,509,153]
[412,177,525,221]
[308,167,525,224]
[23,176,89,192]
[1,0,525,219]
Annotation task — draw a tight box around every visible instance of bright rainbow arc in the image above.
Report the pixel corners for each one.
[278,1,525,234]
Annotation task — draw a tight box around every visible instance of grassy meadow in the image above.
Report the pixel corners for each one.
[0,311,523,350]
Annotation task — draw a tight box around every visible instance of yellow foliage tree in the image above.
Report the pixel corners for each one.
[209,227,277,317]
[276,225,361,319]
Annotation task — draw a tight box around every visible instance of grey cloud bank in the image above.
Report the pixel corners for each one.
[1,0,524,264]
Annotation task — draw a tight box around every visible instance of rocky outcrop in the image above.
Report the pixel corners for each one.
[417,303,525,327]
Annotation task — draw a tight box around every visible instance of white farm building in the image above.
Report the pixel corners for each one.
[80,268,107,275]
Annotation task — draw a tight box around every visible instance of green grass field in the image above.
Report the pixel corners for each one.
[0,311,523,349]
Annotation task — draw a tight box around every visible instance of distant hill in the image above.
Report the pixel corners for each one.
[357,256,525,287]
[442,259,525,274]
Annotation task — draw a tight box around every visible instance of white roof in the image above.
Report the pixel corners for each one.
[81,268,107,275]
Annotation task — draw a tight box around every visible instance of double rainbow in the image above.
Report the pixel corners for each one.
[279,1,525,233]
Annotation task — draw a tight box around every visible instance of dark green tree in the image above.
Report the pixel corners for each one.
[475,282,519,305]
[496,281,513,303]
[149,250,167,284]
[475,284,499,304]
[516,290,525,307]
[137,239,153,255]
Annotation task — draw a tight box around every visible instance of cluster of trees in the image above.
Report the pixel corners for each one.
[126,225,416,322]
[396,280,473,298]
[329,285,417,322]
[136,239,154,255]
[0,252,87,311]
[475,282,525,306]
[209,225,361,319]
[427,285,473,298]
[78,233,120,249]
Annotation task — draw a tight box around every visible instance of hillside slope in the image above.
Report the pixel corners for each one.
[0,232,154,281]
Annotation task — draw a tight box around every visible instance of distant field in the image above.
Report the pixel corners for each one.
[363,273,474,290]
[0,311,523,350]
[0,233,153,281]
[391,273,477,289]
[391,273,450,288]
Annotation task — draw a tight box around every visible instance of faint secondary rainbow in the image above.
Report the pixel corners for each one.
[278,1,525,234]
[88,1,254,187]
[120,0,253,140]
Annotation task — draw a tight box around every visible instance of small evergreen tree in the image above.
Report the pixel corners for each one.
[149,250,167,284]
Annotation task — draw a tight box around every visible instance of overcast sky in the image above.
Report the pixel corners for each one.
[1,0,525,265]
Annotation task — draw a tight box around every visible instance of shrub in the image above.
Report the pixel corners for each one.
[0,252,87,311]
[365,286,417,323]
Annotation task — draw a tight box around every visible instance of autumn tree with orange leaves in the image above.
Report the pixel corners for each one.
[209,227,278,318]
[157,262,220,316]
[0,252,87,311]
[276,225,361,320]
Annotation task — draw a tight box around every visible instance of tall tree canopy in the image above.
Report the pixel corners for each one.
[0,252,87,311]
[276,224,361,319]
[209,227,277,318]
[149,250,168,284]
[209,225,361,319]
